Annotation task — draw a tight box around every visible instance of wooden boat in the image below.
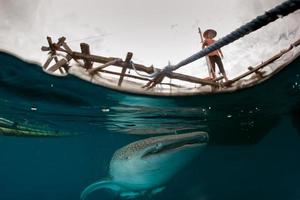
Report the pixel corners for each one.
[41,37,300,97]
[1,36,300,141]
[38,38,300,142]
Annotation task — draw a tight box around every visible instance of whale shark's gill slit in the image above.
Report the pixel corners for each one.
[80,179,122,200]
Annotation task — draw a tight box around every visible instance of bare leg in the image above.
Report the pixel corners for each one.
[210,62,216,79]
[215,56,228,82]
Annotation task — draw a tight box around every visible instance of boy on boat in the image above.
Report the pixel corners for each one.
[202,29,229,82]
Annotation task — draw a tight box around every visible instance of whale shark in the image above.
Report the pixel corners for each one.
[81,131,209,199]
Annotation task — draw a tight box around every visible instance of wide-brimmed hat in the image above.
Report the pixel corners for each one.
[203,29,217,38]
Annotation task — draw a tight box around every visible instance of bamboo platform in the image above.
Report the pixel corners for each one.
[41,37,300,96]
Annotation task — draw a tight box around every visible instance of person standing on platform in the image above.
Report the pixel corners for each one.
[202,29,229,82]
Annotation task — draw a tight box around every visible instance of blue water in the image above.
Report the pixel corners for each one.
[0,51,300,200]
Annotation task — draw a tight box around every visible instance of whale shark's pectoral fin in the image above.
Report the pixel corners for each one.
[81,179,124,200]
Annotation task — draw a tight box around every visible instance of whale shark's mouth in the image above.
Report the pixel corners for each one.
[142,132,208,158]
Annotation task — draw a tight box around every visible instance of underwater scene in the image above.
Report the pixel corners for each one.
[1,50,300,200]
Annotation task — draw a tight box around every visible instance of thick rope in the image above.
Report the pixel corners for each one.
[155,0,300,77]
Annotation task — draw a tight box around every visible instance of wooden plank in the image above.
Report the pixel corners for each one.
[118,52,133,86]
[57,37,66,46]
[41,46,50,51]
[70,51,155,74]
[47,59,68,73]
[248,66,265,79]
[47,42,73,72]
[293,38,300,47]
[215,76,224,82]
[89,59,120,76]
[80,43,92,69]
[95,69,150,81]
[43,56,53,69]
[47,36,64,73]
[42,37,66,52]
[125,52,133,63]
[61,42,73,52]
[47,37,54,50]
[93,69,183,88]
[167,73,219,86]
[61,42,83,67]
[97,68,219,87]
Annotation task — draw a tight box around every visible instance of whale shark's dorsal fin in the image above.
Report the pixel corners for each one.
[80,179,123,200]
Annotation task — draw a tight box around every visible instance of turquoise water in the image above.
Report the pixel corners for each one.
[0,51,300,199]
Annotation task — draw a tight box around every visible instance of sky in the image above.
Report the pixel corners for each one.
[0,0,299,79]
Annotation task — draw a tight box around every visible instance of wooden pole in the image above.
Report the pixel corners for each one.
[118,52,133,86]
[198,28,213,78]
[42,56,53,70]
[47,37,64,74]
[89,59,120,76]
[80,43,93,69]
